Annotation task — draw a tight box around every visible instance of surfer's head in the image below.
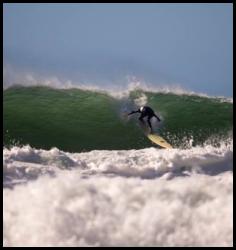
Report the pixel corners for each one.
[139,106,144,112]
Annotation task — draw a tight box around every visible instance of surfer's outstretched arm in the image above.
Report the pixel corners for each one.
[128,110,140,116]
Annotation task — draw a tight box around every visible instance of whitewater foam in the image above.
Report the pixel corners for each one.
[3,172,233,247]
[3,142,233,246]
[3,141,233,186]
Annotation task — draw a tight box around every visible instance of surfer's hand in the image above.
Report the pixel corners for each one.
[121,112,129,121]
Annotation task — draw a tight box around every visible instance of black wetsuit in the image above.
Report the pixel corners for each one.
[128,106,161,132]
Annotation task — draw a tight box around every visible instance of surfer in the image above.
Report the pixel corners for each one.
[127,106,161,133]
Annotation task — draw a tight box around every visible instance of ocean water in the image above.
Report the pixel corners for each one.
[3,85,232,151]
[3,83,233,247]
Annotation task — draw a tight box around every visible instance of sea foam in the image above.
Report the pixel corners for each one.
[3,142,233,246]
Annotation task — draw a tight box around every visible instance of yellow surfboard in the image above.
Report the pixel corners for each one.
[138,121,173,149]
[147,133,173,149]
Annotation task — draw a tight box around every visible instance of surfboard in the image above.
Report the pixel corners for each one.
[147,133,173,149]
[138,120,173,149]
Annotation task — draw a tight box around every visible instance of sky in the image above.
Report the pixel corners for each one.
[3,3,233,97]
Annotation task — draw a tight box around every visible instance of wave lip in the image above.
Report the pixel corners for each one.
[3,65,233,102]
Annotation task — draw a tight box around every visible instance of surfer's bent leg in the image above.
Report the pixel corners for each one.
[139,114,146,123]
[154,114,161,122]
[138,114,147,131]
[147,116,153,133]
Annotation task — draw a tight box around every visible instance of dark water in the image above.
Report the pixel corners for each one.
[3,86,233,152]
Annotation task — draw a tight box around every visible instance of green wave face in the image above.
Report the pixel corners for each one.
[3,86,233,152]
